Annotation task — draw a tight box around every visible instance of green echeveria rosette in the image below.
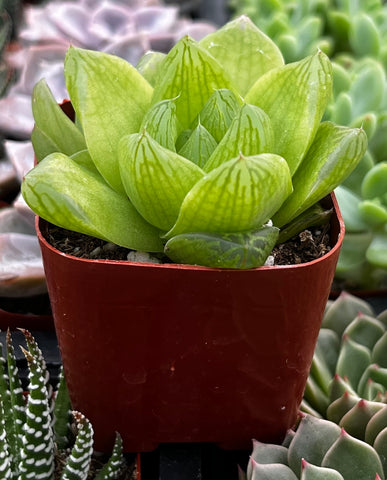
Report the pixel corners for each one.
[301,293,387,471]
[22,16,367,269]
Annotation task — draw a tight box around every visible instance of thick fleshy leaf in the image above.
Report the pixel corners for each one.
[21,153,163,252]
[178,123,217,168]
[31,79,86,161]
[151,36,237,130]
[300,460,344,480]
[358,200,387,227]
[136,51,166,87]
[273,123,367,228]
[339,400,385,441]
[204,104,274,172]
[164,226,279,269]
[166,153,292,238]
[334,186,368,232]
[200,15,284,96]
[367,232,387,268]
[140,99,180,151]
[65,46,153,194]
[336,336,372,390]
[361,162,387,200]
[288,415,341,477]
[70,149,99,174]
[250,460,298,480]
[245,51,333,175]
[118,131,204,231]
[196,89,241,142]
[335,232,373,275]
[322,429,385,480]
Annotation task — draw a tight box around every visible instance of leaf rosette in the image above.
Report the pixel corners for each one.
[22,16,367,269]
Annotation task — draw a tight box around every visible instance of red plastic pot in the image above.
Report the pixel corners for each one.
[37,194,344,453]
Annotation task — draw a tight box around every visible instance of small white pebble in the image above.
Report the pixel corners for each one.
[127,251,161,264]
[264,255,275,266]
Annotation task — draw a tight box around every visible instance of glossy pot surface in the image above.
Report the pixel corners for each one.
[37,194,344,452]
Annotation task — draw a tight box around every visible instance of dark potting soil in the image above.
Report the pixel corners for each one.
[45,222,331,266]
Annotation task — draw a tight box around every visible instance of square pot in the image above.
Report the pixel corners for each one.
[37,194,344,452]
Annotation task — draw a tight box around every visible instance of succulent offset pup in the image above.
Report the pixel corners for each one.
[22,16,367,269]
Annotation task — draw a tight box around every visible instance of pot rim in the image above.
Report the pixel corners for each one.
[36,192,345,272]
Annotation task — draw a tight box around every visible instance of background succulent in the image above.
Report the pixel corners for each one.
[0,328,126,479]
[243,413,386,480]
[300,293,387,468]
[0,0,215,300]
[231,0,387,289]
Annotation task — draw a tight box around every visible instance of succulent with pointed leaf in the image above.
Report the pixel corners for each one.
[302,292,387,471]
[244,414,386,480]
[22,16,367,269]
[0,330,125,479]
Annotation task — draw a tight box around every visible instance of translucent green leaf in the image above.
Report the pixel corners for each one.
[31,79,86,161]
[166,153,292,238]
[245,51,333,175]
[204,103,274,172]
[151,36,237,130]
[196,89,241,143]
[273,123,367,228]
[136,51,166,87]
[21,153,163,252]
[200,15,284,95]
[118,131,204,232]
[140,99,180,151]
[178,123,217,168]
[70,149,99,174]
[322,430,385,480]
[164,226,279,269]
[300,460,344,480]
[65,46,153,194]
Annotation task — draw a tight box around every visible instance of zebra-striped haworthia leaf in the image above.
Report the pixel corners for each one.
[166,153,292,238]
[245,51,333,175]
[21,153,164,252]
[273,123,367,228]
[195,89,241,142]
[200,15,284,96]
[60,412,93,480]
[31,79,86,162]
[151,36,237,130]
[65,46,153,194]
[118,131,204,231]
[140,99,180,151]
[19,349,54,480]
[94,433,124,480]
[164,226,279,269]
[178,123,217,168]
[204,103,274,172]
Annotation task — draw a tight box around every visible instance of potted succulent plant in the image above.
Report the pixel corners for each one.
[21,16,367,452]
